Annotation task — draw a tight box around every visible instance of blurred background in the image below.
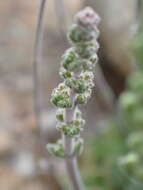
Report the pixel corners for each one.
[0,0,143,189]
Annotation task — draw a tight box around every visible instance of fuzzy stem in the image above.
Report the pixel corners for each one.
[33,0,46,129]
[63,97,85,190]
[63,135,85,190]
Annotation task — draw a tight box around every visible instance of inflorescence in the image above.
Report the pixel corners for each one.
[47,7,100,158]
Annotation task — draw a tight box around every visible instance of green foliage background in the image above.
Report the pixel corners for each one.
[82,23,143,190]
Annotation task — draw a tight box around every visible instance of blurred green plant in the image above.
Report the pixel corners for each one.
[81,3,143,189]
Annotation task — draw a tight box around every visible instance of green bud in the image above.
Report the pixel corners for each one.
[59,67,73,79]
[73,119,85,129]
[64,59,93,71]
[73,138,84,155]
[75,94,86,104]
[51,94,72,108]
[89,53,98,64]
[81,60,93,70]
[47,140,65,158]
[51,83,73,108]
[56,108,65,121]
[56,122,67,131]
[75,88,92,105]
[68,24,94,44]
[62,48,78,71]
[80,71,94,88]
[76,41,99,59]
[57,122,81,137]
[65,78,88,93]
[65,124,80,137]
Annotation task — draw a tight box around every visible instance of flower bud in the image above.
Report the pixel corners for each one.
[80,71,94,88]
[73,138,84,155]
[89,53,98,64]
[57,122,82,137]
[59,67,73,79]
[47,140,64,157]
[56,108,65,121]
[68,24,94,44]
[76,41,99,59]
[75,7,100,27]
[65,78,88,93]
[51,83,73,108]
[75,88,92,105]
[65,125,80,137]
[62,48,78,71]
[73,119,85,129]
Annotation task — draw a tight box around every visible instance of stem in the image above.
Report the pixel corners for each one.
[63,104,85,190]
[63,135,85,190]
[33,0,46,129]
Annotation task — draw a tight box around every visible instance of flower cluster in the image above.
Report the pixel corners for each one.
[47,7,100,158]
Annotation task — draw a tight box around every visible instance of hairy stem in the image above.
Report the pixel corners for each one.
[63,135,85,190]
[33,0,46,129]
[63,99,85,190]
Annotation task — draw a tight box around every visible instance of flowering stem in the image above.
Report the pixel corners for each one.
[63,134,85,190]
[47,7,100,190]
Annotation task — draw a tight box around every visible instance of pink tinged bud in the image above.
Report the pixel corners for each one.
[75,7,100,27]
